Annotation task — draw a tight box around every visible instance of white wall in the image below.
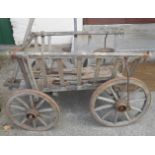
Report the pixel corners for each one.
[11,18,83,45]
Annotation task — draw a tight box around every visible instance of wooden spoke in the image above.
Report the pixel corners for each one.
[11,105,26,111]
[40,114,55,119]
[15,97,29,109]
[29,95,34,108]
[105,89,112,96]
[37,117,47,126]
[32,120,37,128]
[20,117,27,124]
[114,111,119,123]
[13,112,26,117]
[95,104,113,112]
[101,110,113,120]
[97,96,115,104]
[38,108,53,113]
[124,111,131,121]
[36,99,45,109]
[110,87,119,100]
[130,106,142,112]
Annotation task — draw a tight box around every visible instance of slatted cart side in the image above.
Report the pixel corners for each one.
[13,51,149,91]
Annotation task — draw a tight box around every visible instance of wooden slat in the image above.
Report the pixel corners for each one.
[74,18,78,53]
[17,57,38,89]
[25,56,38,90]
[37,58,48,87]
[34,36,39,51]
[56,59,64,85]
[94,58,102,82]
[87,35,92,52]
[17,58,31,88]
[48,36,52,52]
[41,36,45,53]
[76,56,83,85]
[40,36,48,86]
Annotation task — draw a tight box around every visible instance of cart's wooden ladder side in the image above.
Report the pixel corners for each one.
[19,53,113,90]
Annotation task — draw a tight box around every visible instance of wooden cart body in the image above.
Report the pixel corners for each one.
[1,19,151,131]
[7,50,149,92]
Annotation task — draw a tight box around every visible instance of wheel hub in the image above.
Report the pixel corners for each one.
[26,109,38,120]
[26,113,36,119]
[116,101,127,112]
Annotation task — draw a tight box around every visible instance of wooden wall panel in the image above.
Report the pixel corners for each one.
[83,18,155,25]
[133,63,155,91]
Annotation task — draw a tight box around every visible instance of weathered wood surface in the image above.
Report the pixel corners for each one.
[76,56,83,85]
[33,64,113,90]
[94,58,102,82]
[32,31,124,37]
[57,59,65,85]
[14,51,149,59]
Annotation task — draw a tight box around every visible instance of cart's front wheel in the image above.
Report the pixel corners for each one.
[90,78,151,127]
[6,89,60,131]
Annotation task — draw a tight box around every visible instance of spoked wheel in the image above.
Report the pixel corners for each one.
[6,89,60,131]
[90,77,151,127]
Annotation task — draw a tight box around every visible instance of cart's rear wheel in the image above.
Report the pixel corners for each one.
[90,77,151,127]
[6,89,60,131]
